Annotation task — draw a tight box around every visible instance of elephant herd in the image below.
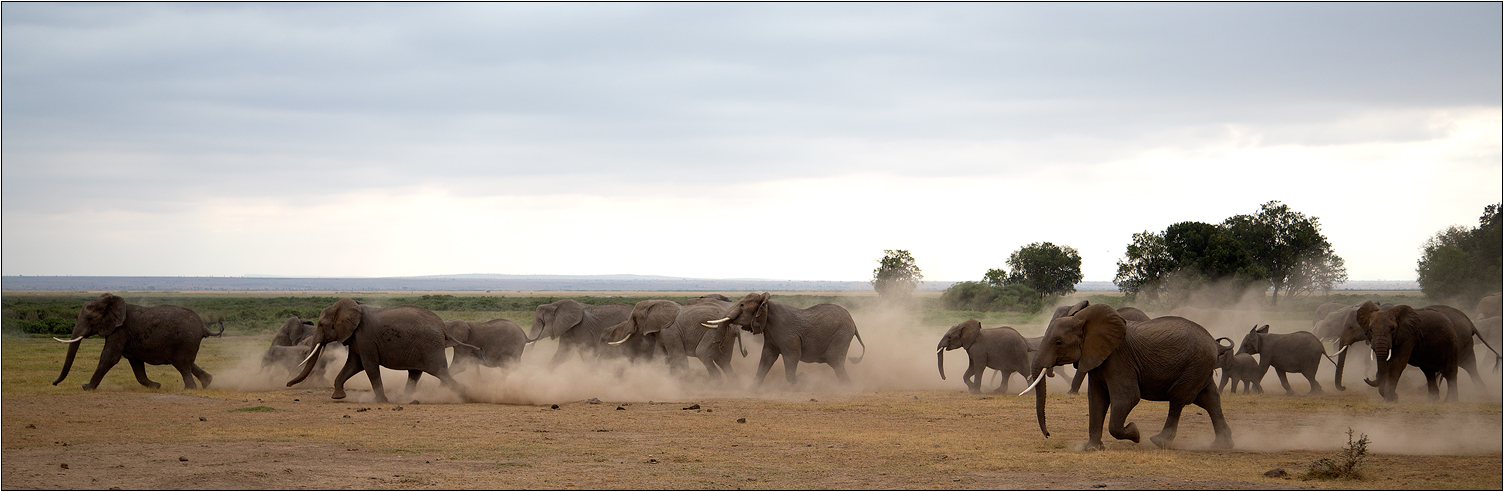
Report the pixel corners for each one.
[52,292,867,404]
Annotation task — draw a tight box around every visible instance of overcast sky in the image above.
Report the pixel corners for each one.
[3,3,1500,283]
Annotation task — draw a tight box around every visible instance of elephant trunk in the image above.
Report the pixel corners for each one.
[526,319,545,343]
[52,340,82,386]
[1333,345,1348,391]
[1032,367,1050,438]
[937,347,946,380]
[286,342,326,386]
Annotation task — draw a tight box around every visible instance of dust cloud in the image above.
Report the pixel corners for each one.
[1237,411,1501,455]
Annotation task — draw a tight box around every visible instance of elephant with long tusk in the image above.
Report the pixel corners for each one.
[526,299,639,365]
[600,297,746,380]
[53,293,222,391]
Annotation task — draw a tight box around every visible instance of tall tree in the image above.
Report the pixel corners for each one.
[1222,201,1341,306]
[1115,230,1172,303]
[1417,203,1502,302]
[872,249,924,301]
[1001,242,1083,298]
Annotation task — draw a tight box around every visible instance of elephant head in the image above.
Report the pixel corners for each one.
[52,293,129,386]
[272,317,317,347]
[936,319,983,380]
[1215,337,1236,369]
[1356,301,1418,394]
[287,298,362,387]
[528,299,586,343]
[1236,325,1270,355]
[1024,301,1126,438]
[707,292,771,335]
[603,300,681,346]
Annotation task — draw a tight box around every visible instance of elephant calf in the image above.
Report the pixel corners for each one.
[1216,338,1263,394]
[1237,325,1334,395]
[443,318,527,373]
[937,320,1030,393]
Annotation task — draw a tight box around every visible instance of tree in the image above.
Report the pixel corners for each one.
[1000,242,1083,298]
[1222,201,1343,306]
[1417,203,1502,303]
[872,249,923,300]
[1115,230,1172,303]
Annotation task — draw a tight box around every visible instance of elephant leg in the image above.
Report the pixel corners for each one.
[753,344,779,386]
[1195,380,1234,449]
[172,361,198,390]
[1422,370,1440,401]
[1444,368,1459,402]
[190,364,213,389]
[128,359,162,390]
[1218,373,1229,394]
[1148,400,1184,449]
[1085,376,1110,451]
[1068,367,1085,395]
[1460,358,1486,392]
[405,370,422,395]
[1106,396,1142,444]
[331,355,363,400]
[1303,368,1323,394]
[365,364,389,403]
[829,359,851,384]
[963,364,980,393]
[1275,370,1294,395]
[428,366,469,403]
[995,370,1010,394]
[781,352,801,385]
[547,342,576,368]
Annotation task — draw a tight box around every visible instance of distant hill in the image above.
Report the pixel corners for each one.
[0,275,1418,292]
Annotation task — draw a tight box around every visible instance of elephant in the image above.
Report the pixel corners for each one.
[937,320,1031,394]
[260,317,340,383]
[442,318,526,373]
[526,299,637,365]
[701,292,866,385]
[1116,307,1152,323]
[1023,335,1077,388]
[1023,301,1233,450]
[1477,293,1502,319]
[1313,302,1348,326]
[601,299,744,379]
[1478,316,1502,351]
[52,293,223,391]
[287,299,472,403]
[1237,325,1339,395]
[1421,304,1502,385]
[1355,302,1459,402]
[1215,337,1263,394]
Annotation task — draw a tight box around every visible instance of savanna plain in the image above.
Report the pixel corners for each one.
[3,290,1500,490]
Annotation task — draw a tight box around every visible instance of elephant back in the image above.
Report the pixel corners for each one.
[1124,316,1217,400]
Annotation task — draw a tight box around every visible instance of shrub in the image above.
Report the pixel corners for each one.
[1304,428,1369,480]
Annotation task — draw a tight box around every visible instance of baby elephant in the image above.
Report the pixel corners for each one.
[1238,325,1337,395]
[937,319,1031,393]
[1216,337,1263,394]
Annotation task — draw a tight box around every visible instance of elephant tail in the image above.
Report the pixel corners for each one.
[848,328,866,364]
[204,320,225,338]
[1319,344,1348,366]
[1470,329,1503,372]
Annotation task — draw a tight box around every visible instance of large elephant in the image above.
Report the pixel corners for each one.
[937,320,1031,394]
[1215,337,1263,394]
[1421,304,1501,385]
[1237,325,1338,395]
[1477,293,1502,319]
[702,292,866,385]
[287,299,470,403]
[602,299,744,379]
[1356,302,1459,402]
[1313,302,1348,326]
[526,299,637,365]
[1024,302,1232,450]
[442,318,527,372]
[52,293,222,391]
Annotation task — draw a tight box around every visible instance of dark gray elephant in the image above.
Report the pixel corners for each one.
[1023,335,1078,391]
[443,318,526,372]
[1237,325,1339,395]
[602,299,744,379]
[1356,302,1460,402]
[1024,302,1232,450]
[702,292,866,385]
[526,299,637,365]
[937,320,1030,393]
[260,317,339,383]
[53,293,223,391]
[1215,338,1263,394]
[1422,304,1501,386]
[287,299,470,403]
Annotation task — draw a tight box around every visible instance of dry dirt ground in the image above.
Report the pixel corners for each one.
[4,386,1500,490]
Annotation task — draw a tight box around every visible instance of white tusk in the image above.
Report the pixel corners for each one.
[298,343,323,367]
[1333,345,1348,356]
[936,347,945,353]
[54,336,84,344]
[607,333,632,346]
[702,317,730,328]
[1018,371,1045,396]
[1382,350,1389,362]
[1370,350,1375,361]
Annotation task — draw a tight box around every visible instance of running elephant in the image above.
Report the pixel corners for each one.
[702,292,866,385]
[53,293,223,391]
[287,299,472,403]
[937,320,1030,393]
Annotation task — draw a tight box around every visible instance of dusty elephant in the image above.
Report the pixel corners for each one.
[53,293,223,391]
[1421,304,1502,387]
[1356,302,1460,402]
[527,299,637,365]
[1477,293,1502,320]
[260,317,340,384]
[702,292,866,385]
[1215,337,1263,394]
[1237,325,1340,395]
[443,318,527,372]
[937,320,1031,394]
[602,299,744,379]
[1024,302,1232,450]
[287,299,471,403]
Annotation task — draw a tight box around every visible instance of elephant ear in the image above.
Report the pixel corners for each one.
[443,320,471,347]
[640,301,681,336]
[332,298,362,344]
[546,301,585,339]
[91,294,128,337]
[1255,325,1269,334]
[1388,305,1420,337]
[1075,303,1126,373]
[752,292,771,329]
[959,320,982,348]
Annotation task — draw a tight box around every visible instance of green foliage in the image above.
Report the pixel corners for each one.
[939,281,1045,313]
[1,297,86,335]
[1417,203,1502,303]
[1115,201,1346,307]
[871,249,924,301]
[1304,428,1369,480]
[999,242,1083,298]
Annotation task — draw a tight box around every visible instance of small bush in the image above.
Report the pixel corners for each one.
[1305,428,1368,480]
